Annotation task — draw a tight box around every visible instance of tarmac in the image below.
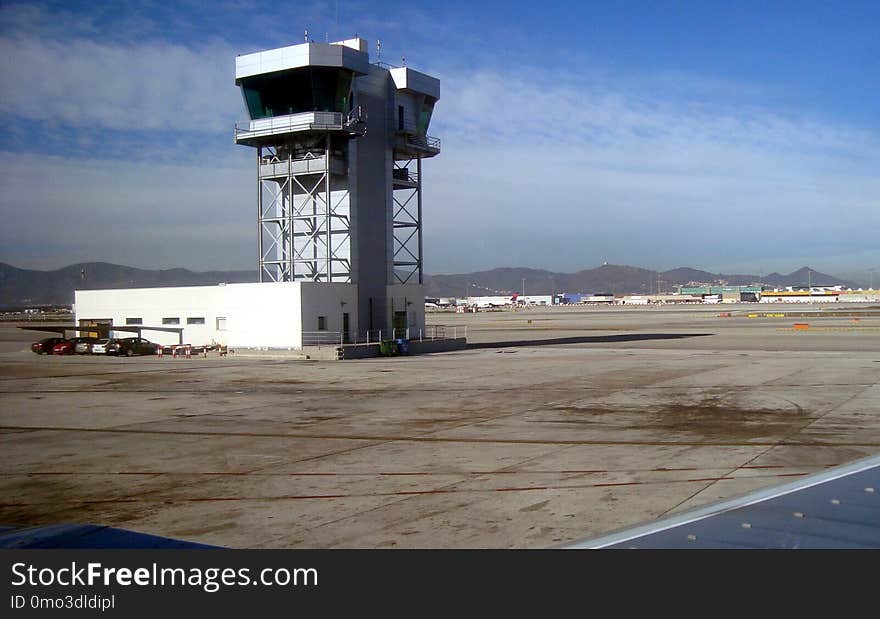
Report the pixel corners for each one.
[1,303,878,548]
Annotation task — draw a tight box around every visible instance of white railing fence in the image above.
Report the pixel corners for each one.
[301,325,467,347]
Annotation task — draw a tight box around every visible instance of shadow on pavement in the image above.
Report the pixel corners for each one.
[467,332,713,350]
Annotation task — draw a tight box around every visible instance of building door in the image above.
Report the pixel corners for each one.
[393,311,407,338]
[342,313,350,343]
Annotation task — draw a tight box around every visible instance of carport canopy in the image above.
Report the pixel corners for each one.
[18,324,185,345]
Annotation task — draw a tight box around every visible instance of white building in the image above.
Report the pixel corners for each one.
[465,296,517,308]
[517,295,554,306]
[75,282,423,348]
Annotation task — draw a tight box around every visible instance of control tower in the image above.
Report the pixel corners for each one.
[234,37,440,335]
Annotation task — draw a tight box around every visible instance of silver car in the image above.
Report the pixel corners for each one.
[90,339,112,354]
[74,338,98,354]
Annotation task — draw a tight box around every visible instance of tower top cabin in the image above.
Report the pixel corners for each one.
[234,37,439,159]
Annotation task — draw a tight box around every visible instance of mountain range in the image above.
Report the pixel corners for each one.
[0,261,860,308]
[423,265,859,298]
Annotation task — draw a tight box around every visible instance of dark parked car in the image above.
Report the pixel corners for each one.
[31,337,65,354]
[107,337,159,357]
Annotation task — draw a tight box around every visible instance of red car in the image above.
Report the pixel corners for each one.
[51,341,73,355]
[31,337,65,354]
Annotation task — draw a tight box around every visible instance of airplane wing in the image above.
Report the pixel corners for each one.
[564,453,880,549]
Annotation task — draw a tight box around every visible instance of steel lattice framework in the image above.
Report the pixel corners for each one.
[257,137,351,283]
[392,157,423,284]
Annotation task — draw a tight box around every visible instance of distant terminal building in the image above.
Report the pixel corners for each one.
[558,293,614,304]
[838,289,880,302]
[556,292,614,305]
[618,294,703,305]
[758,287,880,303]
[517,295,554,306]
[462,295,554,308]
[678,285,762,302]
[76,36,441,348]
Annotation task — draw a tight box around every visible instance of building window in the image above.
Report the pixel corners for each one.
[317,316,327,331]
[162,317,180,325]
[398,105,405,130]
[187,317,205,325]
[125,317,143,325]
[216,317,227,331]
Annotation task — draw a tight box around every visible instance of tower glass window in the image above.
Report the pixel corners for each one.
[418,97,436,135]
[240,68,353,119]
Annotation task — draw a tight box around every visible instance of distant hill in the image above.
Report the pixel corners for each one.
[0,262,256,308]
[423,264,859,297]
[0,261,859,307]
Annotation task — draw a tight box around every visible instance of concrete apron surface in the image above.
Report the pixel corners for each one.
[1,306,878,548]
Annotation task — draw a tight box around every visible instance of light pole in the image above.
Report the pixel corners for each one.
[521,278,525,296]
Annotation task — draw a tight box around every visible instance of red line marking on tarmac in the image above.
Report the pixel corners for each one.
[7,462,840,482]
[380,472,431,476]
[470,471,520,475]
[280,495,348,500]
[80,498,140,504]
[0,470,823,508]
[740,465,787,470]
[186,497,245,502]
[496,486,548,492]
[280,472,338,476]
[8,465,834,478]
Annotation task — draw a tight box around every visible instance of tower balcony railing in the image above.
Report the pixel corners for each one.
[235,107,367,144]
[412,134,441,150]
[394,131,441,157]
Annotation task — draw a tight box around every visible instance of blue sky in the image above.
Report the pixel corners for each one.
[1,1,878,280]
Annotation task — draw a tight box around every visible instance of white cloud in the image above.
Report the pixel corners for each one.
[0,33,241,132]
[0,20,878,275]
[422,67,880,273]
[0,152,254,270]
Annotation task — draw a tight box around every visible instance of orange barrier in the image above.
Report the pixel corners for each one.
[793,323,810,330]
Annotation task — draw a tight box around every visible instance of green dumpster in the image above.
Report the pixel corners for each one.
[379,340,398,356]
